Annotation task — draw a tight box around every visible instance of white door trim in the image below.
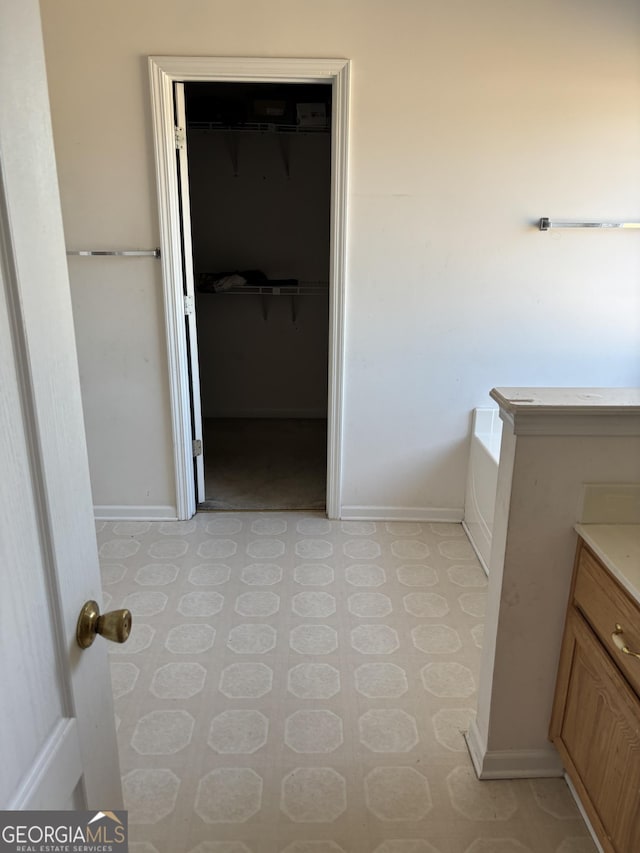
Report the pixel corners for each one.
[148,56,350,519]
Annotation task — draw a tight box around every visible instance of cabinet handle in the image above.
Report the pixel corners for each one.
[611,624,640,660]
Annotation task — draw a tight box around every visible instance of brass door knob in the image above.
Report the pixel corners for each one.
[77,600,132,649]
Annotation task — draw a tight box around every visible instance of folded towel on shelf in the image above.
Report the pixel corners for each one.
[197,269,268,293]
[196,272,245,293]
[215,273,245,292]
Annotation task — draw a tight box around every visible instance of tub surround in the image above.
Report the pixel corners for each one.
[466,387,640,781]
[463,408,502,574]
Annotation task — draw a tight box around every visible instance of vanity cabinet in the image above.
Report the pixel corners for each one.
[550,539,640,853]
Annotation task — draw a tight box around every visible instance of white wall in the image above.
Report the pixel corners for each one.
[40,0,640,517]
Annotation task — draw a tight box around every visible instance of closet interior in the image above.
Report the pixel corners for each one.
[184,81,332,510]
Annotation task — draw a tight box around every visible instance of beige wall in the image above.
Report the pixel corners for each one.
[40,0,640,517]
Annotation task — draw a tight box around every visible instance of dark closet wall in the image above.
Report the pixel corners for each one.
[187,90,331,419]
[189,131,330,281]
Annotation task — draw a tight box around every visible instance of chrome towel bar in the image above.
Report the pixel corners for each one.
[66,248,161,258]
[539,218,640,231]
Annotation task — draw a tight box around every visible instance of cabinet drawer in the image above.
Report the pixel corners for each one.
[574,543,640,699]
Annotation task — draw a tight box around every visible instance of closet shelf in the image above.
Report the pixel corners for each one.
[218,281,328,297]
[188,121,330,135]
[199,281,328,323]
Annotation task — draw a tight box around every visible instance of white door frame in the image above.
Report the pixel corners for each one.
[148,56,350,520]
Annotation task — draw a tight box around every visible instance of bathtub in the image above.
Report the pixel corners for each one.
[463,408,502,574]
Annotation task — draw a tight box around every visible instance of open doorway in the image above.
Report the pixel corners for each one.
[148,56,349,521]
[184,82,331,510]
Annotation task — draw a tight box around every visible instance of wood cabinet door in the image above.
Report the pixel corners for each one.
[552,608,640,853]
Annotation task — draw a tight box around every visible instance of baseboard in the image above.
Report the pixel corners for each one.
[340,506,464,522]
[461,521,490,576]
[465,717,564,779]
[94,505,178,521]
[204,409,327,420]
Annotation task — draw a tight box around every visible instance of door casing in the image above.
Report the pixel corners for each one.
[148,56,350,520]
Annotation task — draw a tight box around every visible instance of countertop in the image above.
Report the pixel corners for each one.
[575,523,640,603]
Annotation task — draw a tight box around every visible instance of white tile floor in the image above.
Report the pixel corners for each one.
[98,514,596,853]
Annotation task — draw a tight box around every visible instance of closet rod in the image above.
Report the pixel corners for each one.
[66,248,161,258]
[539,218,640,231]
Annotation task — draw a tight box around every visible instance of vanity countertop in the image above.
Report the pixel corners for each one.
[575,523,640,603]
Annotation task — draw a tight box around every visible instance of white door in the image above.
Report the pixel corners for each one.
[175,82,205,504]
[0,0,122,810]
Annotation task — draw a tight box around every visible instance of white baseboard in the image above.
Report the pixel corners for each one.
[204,409,327,419]
[340,506,464,522]
[461,521,490,576]
[94,505,178,521]
[465,717,564,779]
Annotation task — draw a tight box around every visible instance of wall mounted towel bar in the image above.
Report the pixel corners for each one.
[539,218,640,231]
[66,248,161,258]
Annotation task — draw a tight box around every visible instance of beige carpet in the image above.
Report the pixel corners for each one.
[98,513,596,853]
[202,419,327,511]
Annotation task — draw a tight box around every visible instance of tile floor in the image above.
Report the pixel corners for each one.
[97,514,596,853]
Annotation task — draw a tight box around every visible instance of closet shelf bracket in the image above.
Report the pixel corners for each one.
[224,132,240,177]
[278,135,291,178]
[259,294,301,323]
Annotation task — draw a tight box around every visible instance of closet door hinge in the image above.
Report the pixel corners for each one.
[175,126,186,150]
[192,439,202,457]
[184,294,194,315]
